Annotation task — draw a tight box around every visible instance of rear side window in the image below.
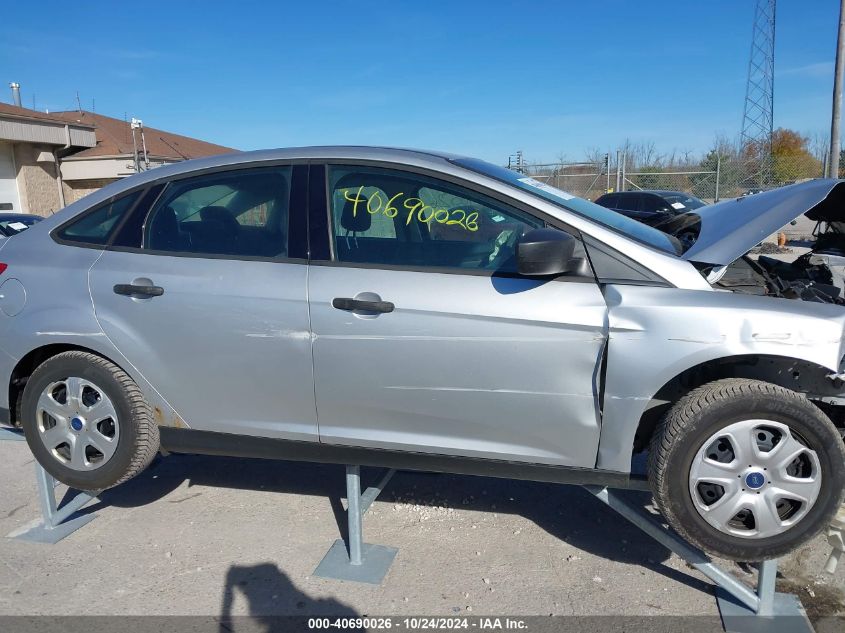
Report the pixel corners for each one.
[144,167,291,258]
[0,216,40,236]
[595,194,617,208]
[615,194,641,212]
[56,192,141,245]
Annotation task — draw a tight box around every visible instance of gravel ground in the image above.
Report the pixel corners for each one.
[0,436,843,629]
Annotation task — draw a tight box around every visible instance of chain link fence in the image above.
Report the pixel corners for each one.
[516,162,610,200]
[514,154,827,203]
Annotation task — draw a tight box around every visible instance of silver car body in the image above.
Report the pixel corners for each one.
[0,147,843,475]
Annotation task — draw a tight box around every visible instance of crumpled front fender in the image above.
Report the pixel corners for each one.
[596,284,845,472]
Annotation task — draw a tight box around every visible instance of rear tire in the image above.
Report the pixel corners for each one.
[21,351,159,490]
[648,378,845,560]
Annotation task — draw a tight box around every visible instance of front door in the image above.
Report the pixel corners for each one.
[89,165,317,440]
[308,164,608,467]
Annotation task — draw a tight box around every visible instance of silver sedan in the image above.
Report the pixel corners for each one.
[0,146,843,561]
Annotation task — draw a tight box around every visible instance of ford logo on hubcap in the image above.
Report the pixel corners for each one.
[745,471,766,490]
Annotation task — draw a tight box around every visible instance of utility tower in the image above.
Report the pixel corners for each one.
[740,0,776,188]
[507,150,526,174]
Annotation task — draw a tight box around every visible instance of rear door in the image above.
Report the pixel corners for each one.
[307,163,608,467]
[88,164,318,440]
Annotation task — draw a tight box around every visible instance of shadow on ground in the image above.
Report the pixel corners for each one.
[219,563,360,632]
[80,451,717,598]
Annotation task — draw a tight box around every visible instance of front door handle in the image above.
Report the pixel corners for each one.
[332,297,394,313]
[113,284,164,298]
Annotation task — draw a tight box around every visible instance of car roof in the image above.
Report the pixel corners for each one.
[65,146,470,202]
[147,146,464,178]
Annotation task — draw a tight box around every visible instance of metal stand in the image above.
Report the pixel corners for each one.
[313,465,398,584]
[585,485,813,633]
[825,506,845,574]
[6,463,99,544]
[0,426,25,441]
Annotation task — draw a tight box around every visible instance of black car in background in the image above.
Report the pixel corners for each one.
[0,213,42,238]
[593,190,706,248]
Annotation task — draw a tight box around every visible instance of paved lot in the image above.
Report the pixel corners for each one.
[0,435,843,627]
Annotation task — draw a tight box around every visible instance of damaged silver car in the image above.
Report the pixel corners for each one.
[0,147,842,562]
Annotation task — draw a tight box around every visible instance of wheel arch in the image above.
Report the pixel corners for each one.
[630,353,844,458]
[8,342,185,430]
[8,344,124,427]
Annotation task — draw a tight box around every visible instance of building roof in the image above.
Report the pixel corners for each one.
[0,102,97,148]
[0,102,96,127]
[49,110,235,160]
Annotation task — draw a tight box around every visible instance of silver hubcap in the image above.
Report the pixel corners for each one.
[36,377,119,471]
[688,419,821,539]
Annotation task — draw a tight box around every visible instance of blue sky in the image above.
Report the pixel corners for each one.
[0,1,839,163]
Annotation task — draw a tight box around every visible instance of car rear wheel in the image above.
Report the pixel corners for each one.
[21,351,159,491]
[648,378,845,560]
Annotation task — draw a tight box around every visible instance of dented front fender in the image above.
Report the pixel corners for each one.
[596,284,845,472]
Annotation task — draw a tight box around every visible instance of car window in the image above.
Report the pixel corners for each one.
[328,165,545,273]
[616,194,641,212]
[641,195,669,213]
[0,216,40,236]
[663,194,706,210]
[144,167,291,258]
[595,194,616,208]
[56,191,142,245]
[451,158,683,256]
[606,195,624,209]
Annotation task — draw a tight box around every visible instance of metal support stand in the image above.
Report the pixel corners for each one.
[824,505,845,574]
[313,465,398,584]
[6,463,99,544]
[585,486,813,633]
[0,426,25,441]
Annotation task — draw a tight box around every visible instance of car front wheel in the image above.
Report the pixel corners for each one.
[21,351,159,491]
[648,378,845,560]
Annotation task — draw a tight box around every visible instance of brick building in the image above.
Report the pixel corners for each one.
[0,102,234,216]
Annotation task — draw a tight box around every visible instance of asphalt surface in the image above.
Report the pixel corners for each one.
[0,434,843,629]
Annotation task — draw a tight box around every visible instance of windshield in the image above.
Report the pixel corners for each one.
[662,193,706,210]
[0,215,41,236]
[452,158,682,255]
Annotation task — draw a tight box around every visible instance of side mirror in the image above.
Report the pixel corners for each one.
[516,228,587,277]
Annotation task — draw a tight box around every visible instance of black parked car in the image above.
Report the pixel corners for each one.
[0,213,41,238]
[594,190,706,248]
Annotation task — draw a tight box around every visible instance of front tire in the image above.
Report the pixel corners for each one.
[21,351,159,491]
[648,378,845,560]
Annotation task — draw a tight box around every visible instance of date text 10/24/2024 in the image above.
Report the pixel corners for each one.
[342,187,480,232]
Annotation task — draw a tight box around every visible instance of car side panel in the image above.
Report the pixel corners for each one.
[597,284,845,472]
[89,252,317,440]
[310,266,609,466]
[0,233,181,425]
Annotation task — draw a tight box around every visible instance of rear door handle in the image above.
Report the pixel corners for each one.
[113,284,164,298]
[332,297,394,313]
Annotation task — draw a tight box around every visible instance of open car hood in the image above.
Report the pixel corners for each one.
[681,179,845,266]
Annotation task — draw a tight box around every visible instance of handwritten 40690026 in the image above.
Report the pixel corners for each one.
[342,186,480,232]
